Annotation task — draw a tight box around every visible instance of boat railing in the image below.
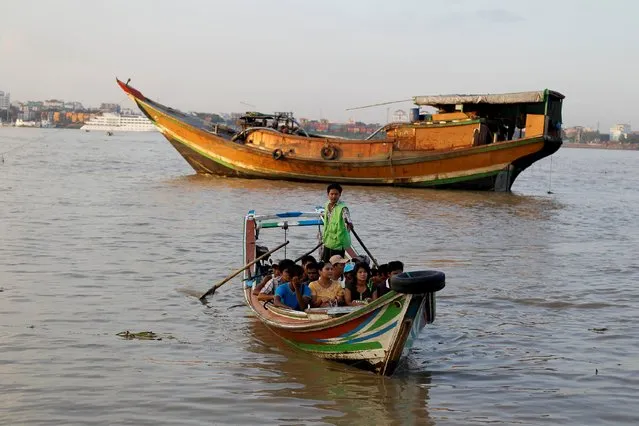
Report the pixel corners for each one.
[365,122,406,140]
[233,124,310,142]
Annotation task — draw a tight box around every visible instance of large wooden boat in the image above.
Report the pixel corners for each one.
[241,209,446,376]
[117,78,564,191]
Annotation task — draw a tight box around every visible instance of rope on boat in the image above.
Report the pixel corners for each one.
[547,156,554,194]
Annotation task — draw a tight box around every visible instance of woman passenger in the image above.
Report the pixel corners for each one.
[344,262,377,306]
[308,261,345,308]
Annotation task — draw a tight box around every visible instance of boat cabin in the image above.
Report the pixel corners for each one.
[398,89,565,148]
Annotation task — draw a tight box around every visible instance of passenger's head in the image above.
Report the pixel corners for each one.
[351,255,370,267]
[271,263,281,278]
[278,259,295,270]
[278,259,296,282]
[354,262,371,284]
[326,183,343,204]
[372,264,387,284]
[304,261,320,282]
[288,264,304,286]
[371,267,379,283]
[289,264,304,278]
[387,261,404,277]
[329,254,348,276]
[316,261,333,280]
[300,255,317,268]
[377,264,389,280]
[343,262,355,286]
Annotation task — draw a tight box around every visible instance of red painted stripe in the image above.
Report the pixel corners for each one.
[245,219,256,274]
[272,311,375,343]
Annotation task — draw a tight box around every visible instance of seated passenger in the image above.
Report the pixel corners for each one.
[345,262,377,306]
[301,261,320,286]
[343,262,355,288]
[372,263,388,295]
[300,254,317,269]
[329,254,348,287]
[371,263,388,287]
[273,265,311,311]
[256,259,295,302]
[309,261,345,308]
[252,263,279,295]
[377,261,404,297]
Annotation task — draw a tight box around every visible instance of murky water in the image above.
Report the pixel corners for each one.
[1,128,638,425]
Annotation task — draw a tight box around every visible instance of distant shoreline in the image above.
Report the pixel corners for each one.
[563,142,639,151]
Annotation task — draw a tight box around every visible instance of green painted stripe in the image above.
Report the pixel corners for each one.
[165,129,242,172]
[404,169,501,187]
[286,339,382,352]
[260,222,280,228]
[366,302,402,333]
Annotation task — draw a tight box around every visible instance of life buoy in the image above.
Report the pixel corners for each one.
[272,149,284,160]
[390,270,446,294]
[321,145,337,160]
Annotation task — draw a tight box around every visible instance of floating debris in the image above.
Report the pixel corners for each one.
[117,331,161,341]
[589,327,608,333]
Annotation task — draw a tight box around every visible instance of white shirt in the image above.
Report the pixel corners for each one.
[260,276,281,295]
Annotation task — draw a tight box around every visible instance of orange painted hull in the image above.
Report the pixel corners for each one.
[117,79,562,191]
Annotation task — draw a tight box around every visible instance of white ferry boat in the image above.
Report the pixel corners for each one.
[80,112,156,132]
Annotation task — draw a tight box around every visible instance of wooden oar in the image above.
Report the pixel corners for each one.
[199,241,289,301]
[294,241,323,263]
[350,229,380,268]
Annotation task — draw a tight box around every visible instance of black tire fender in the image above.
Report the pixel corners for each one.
[320,145,337,160]
[272,149,284,160]
[390,270,446,294]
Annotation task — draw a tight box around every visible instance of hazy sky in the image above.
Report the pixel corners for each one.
[1,0,637,129]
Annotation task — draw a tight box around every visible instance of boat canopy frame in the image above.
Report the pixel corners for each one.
[246,209,325,230]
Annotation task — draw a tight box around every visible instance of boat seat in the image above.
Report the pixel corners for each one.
[305,306,360,317]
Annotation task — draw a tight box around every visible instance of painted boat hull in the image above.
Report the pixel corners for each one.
[244,288,437,376]
[117,79,561,191]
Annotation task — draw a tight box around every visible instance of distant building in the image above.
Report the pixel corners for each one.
[610,123,631,141]
[64,101,84,111]
[44,99,65,110]
[0,91,10,109]
[99,103,121,113]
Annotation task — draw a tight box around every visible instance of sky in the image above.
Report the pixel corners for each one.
[1,0,637,129]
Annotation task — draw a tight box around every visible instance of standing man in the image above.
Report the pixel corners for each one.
[321,183,353,262]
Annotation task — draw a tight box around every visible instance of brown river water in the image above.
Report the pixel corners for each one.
[1,128,638,425]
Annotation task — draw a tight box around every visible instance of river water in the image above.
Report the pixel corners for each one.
[1,128,638,425]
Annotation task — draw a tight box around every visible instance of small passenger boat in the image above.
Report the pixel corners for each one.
[241,209,446,376]
[116,77,564,191]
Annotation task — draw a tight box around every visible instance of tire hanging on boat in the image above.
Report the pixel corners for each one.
[272,149,284,160]
[390,270,446,294]
[320,145,338,160]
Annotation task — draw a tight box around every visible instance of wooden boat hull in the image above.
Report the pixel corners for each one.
[244,288,437,376]
[117,79,561,191]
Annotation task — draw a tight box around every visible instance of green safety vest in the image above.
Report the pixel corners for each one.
[323,201,351,250]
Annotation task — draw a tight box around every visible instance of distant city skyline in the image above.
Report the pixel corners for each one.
[2,0,638,130]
